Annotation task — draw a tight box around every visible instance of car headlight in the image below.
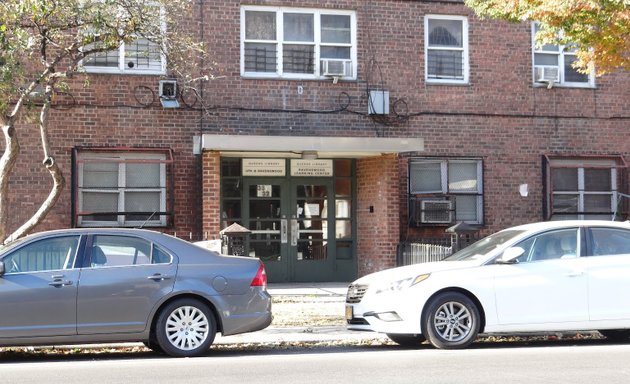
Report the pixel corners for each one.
[374,273,430,294]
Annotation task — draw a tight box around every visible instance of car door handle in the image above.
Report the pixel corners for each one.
[147,273,172,281]
[565,270,584,277]
[49,275,73,287]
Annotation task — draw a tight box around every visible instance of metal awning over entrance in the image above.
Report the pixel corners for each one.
[198,134,424,157]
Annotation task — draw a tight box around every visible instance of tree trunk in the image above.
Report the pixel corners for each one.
[4,84,65,244]
[0,120,20,243]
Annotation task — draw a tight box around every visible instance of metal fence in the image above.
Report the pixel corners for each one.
[396,239,453,266]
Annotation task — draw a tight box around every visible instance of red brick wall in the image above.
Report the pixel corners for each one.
[202,151,221,237]
[357,154,400,276]
[1,0,628,279]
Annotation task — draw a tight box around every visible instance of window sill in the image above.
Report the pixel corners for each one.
[82,68,166,76]
[241,73,357,82]
[533,83,595,89]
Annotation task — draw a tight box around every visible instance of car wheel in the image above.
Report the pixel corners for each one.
[155,298,216,357]
[386,333,426,347]
[143,339,164,354]
[599,329,630,341]
[423,292,480,349]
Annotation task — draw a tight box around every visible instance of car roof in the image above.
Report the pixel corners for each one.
[507,220,630,233]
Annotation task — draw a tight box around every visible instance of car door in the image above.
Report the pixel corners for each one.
[0,235,82,338]
[492,228,589,325]
[586,227,630,321]
[76,234,177,334]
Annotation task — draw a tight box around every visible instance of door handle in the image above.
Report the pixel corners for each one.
[291,219,299,247]
[565,270,584,277]
[281,219,288,244]
[49,275,73,287]
[147,273,172,281]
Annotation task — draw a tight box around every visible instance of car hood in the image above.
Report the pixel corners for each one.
[352,259,484,286]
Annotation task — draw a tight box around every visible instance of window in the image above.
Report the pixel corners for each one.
[2,236,80,273]
[90,235,172,267]
[81,5,166,74]
[590,228,630,257]
[545,156,626,221]
[241,6,357,80]
[532,23,594,87]
[75,150,172,227]
[515,229,579,263]
[409,159,483,224]
[425,15,468,84]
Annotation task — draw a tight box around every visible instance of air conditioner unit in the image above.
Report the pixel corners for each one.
[420,200,453,224]
[159,79,179,108]
[321,59,352,77]
[534,66,559,83]
[159,80,177,99]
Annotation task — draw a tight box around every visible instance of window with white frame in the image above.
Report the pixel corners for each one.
[425,15,468,84]
[77,151,168,227]
[532,23,594,87]
[545,157,622,221]
[81,4,166,75]
[409,159,483,224]
[241,6,357,80]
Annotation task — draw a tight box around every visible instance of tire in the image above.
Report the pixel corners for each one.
[155,298,216,357]
[423,292,480,349]
[599,329,630,341]
[143,339,165,354]
[386,333,426,347]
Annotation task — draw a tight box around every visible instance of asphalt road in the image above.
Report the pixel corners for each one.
[2,340,630,384]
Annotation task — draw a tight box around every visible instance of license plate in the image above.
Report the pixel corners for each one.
[345,305,353,320]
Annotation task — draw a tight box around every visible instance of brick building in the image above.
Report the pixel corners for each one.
[6,0,630,282]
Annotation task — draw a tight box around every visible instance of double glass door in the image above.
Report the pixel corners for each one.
[244,178,334,282]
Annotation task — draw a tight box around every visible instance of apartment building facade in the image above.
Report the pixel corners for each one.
[6,0,630,282]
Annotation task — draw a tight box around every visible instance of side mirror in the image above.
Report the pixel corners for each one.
[0,261,4,276]
[496,247,525,264]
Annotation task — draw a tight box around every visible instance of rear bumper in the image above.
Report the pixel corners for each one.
[220,288,273,336]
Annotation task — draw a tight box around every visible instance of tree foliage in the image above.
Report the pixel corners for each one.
[0,0,206,243]
[464,0,630,75]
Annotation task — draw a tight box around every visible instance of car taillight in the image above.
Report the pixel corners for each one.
[250,263,267,288]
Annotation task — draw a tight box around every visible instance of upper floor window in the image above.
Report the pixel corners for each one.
[425,15,469,84]
[532,23,594,87]
[83,38,165,74]
[74,149,174,228]
[409,158,483,225]
[241,6,357,80]
[544,156,626,221]
[81,4,166,75]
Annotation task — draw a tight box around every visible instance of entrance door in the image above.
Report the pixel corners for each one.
[290,181,334,282]
[244,179,335,282]
[244,179,289,282]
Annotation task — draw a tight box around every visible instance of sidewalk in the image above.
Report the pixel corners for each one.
[214,282,388,346]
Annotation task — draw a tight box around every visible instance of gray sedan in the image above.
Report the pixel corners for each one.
[0,228,272,357]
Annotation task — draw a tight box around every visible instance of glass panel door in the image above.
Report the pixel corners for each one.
[291,181,335,281]
[244,179,288,282]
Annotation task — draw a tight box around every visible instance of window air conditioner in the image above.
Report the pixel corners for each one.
[159,79,179,108]
[534,66,559,83]
[321,59,352,77]
[420,200,453,224]
[159,80,177,99]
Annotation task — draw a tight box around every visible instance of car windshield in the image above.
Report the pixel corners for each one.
[444,229,526,261]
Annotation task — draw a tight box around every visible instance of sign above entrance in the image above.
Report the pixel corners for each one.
[291,159,333,177]
[243,159,286,176]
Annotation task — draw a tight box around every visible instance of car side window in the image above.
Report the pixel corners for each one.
[90,235,152,267]
[152,244,172,264]
[590,228,630,256]
[515,229,578,263]
[2,236,80,273]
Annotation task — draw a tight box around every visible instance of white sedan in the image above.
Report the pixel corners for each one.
[346,220,630,349]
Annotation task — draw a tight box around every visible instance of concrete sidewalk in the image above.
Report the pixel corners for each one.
[214,282,388,346]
